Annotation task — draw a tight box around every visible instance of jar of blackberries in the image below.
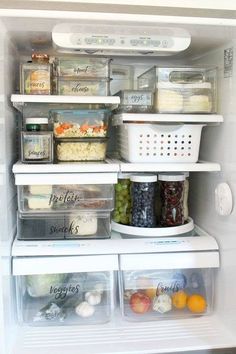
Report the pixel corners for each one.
[130,174,157,227]
[158,173,186,227]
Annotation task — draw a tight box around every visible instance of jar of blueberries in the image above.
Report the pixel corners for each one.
[159,173,186,227]
[130,174,157,228]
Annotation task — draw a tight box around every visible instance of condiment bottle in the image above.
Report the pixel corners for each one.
[113,173,131,225]
[21,118,53,164]
[130,174,157,228]
[20,53,51,95]
[158,173,185,227]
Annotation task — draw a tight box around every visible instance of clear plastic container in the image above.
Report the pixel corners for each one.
[115,90,154,113]
[120,265,214,322]
[130,174,157,228]
[55,137,108,161]
[56,78,110,96]
[50,109,110,138]
[137,66,217,113]
[17,184,114,215]
[20,62,52,95]
[15,267,116,326]
[113,173,131,225]
[17,212,111,240]
[55,57,111,78]
[158,173,185,227]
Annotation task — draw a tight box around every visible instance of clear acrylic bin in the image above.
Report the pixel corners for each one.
[55,57,111,78]
[20,62,52,95]
[14,255,118,326]
[115,90,154,113]
[119,252,219,322]
[17,212,111,240]
[17,184,114,215]
[56,78,110,96]
[50,109,110,138]
[55,137,108,162]
[137,67,217,114]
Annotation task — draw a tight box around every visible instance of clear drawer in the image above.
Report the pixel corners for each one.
[17,184,114,216]
[119,252,219,322]
[14,255,118,326]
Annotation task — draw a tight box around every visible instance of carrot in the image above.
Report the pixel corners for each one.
[55,126,65,135]
[60,123,73,130]
[80,124,90,132]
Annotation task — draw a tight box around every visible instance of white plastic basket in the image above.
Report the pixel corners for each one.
[117,123,205,163]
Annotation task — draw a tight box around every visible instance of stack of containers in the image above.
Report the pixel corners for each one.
[54,57,112,96]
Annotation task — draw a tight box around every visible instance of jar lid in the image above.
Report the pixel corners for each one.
[158,173,186,182]
[26,118,48,124]
[32,53,49,62]
[130,174,157,183]
[118,172,131,179]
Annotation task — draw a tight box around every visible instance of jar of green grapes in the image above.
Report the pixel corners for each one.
[113,173,131,225]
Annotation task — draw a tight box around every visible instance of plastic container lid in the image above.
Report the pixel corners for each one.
[118,172,131,180]
[26,118,48,124]
[157,82,211,89]
[130,174,157,183]
[158,173,186,182]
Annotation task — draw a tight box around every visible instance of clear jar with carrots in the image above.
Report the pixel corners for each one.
[50,109,110,139]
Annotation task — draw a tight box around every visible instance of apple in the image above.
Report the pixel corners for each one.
[129,292,151,314]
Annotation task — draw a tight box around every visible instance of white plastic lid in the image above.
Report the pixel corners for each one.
[183,172,190,178]
[26,118,48,124]
[157,82,211,89]
[130,174,157,183]
[118,172,131,180]
[158,173,186,182]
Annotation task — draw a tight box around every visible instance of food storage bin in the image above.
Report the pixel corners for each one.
[50,109,110,138]
[114,122,205,163]
[55,137,108,162]
[56,78,110,96]
[158,173,186,227]
[20,59,52,95]
[119,252,219,322]
[137,66,217,114]
[17,211,111,240]
[113,173,131,225]
[14,255,118,326]
[21,131,53,164]
[17,184,114,216]
[55,57,111,78]
[130,174,157,228]
[115,90,154,113]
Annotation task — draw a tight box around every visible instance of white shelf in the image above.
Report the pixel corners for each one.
[13,312,236,354]
[113,113,224,124]
[12,227,218,257]
[11,94,120,111]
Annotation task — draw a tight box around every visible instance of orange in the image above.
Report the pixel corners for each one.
[172,290,188,309]
[144,287,157,299]
[187,294,207,313]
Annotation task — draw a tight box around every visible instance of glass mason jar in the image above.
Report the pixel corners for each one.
[130,174,157,228]
[113,173,131,225]
[159,173,186,227]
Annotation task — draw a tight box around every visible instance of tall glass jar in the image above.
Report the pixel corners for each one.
[158,173,185,227]
[113,173,131,225]
[183,172,189,221]
[130,174,157,228]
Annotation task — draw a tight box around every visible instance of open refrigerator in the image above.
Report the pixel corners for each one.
[1,3,236,354]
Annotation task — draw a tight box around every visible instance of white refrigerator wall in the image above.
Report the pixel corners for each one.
[190,39,236,332]
[0,20,18,354]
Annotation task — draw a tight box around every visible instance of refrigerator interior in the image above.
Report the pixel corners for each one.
[0,9,236,354]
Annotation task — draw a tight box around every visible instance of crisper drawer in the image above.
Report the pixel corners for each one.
[17,211,111,240]
[119,252,219,322]
[17,184,114,215]
[13,255,118,326]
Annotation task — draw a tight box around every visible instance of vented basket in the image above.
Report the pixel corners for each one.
[117,123,205,163]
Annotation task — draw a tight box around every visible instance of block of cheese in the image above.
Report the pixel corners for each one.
[29,185,52,195]
[156,89,184,113]
[27,195,51,210]
[184,95,212,113]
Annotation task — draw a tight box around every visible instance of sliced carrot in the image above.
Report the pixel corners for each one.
[55,126,65,135]
[80,124,90,132]
[60,123,73,130]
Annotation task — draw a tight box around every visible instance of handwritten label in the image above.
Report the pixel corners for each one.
[49,190,82,206]
[50,283,80,300]
[49,220,80,235]
[73,65,90,75]
[124,92,152,106]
